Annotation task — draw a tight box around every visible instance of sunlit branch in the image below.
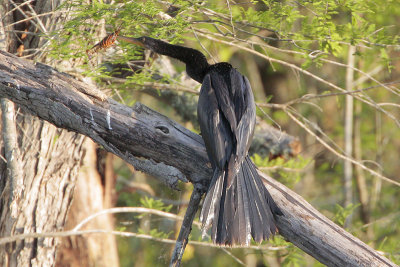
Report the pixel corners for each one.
[193,28,400,99]
[284,107,400,187]
[0,228,287,251]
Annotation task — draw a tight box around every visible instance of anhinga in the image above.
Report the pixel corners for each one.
[118,35,283,246]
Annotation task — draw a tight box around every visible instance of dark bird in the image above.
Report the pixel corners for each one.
[118,35,283,246]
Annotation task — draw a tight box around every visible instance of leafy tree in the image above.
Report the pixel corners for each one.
[1,0,400,266]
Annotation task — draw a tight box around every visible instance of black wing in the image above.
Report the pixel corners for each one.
[229,69,256,160]
[199,67,281,245]
[197,67,256,169]
[197,73,233,170]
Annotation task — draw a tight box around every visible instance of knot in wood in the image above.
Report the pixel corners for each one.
[155,124,169,135]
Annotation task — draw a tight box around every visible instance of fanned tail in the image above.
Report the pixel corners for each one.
[200,155,282,246]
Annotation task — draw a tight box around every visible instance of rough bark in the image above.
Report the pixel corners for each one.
[0,1,119,266]
[55,139,119,267]
[0,50,395,267]
[0,111,85,267]
[0,5,86,265]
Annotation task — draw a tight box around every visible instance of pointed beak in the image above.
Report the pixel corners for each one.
[117,36,145,47]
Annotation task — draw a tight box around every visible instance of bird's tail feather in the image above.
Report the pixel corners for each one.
[200,155,282,245]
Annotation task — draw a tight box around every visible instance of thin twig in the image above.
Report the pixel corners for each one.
[259,162,312,173]
[343,45,356,226]
[105,77,200,94]
[25,1,48,34]
[256,103,282,133]
[259,81,400,107]
[284,107,400,187]
[225,0,235,36]
[3,0,34,16]
[321,58,400,96]
[359,212,400,229]
[194,30,400,127]
[191,8,399,49]
[191,27,217,64]
[193,28,397,97]
[8,0,42,35]
[69,205,254,265]
[72,207,188,231]
[0,228,287,251]
[1,99,23,204]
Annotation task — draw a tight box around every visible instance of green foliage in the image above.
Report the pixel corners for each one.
[282,250,307,267]
[139,196,172,213]
[138,228,172,239]
[253,154,312,186]
[333,203,360,227]
[49,0,194,87]
[49,0,400,85]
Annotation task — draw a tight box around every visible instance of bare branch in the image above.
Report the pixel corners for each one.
[258,81,400,107]
[72,207,188,232]
[284,107,400,187]
[170,186,203,267]
[5,10,68,29]
[1,99,23,209]
[198,30,399,97]
[0,228,286,252]
[194,29,400,127]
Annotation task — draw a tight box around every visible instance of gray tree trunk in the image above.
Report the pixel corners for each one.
[0,112,85,267]
[0,1,118,266]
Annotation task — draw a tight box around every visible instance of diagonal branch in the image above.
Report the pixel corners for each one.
[0,50,395,266]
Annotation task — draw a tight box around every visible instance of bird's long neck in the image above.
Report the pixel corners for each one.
[141,37,210,83]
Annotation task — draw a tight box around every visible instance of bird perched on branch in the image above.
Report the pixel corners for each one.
[117,35,283,246]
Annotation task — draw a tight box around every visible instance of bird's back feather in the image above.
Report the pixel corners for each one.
[198,64,282,245]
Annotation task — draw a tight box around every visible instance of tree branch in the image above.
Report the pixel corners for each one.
[170,185,203,267]
[1,98,23,212]
[0,50,395,266]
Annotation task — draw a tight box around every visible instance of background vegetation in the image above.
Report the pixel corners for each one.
[50,0,400,266]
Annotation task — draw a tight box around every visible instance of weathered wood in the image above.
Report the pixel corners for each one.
[0,111,85,267]
[134,80,301,158]
[0,1,121,266]
[263,175,393,267]
[170,186,203,267]
[0,50,395,267]
[0,50,207,186]
[251,121,301,158]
